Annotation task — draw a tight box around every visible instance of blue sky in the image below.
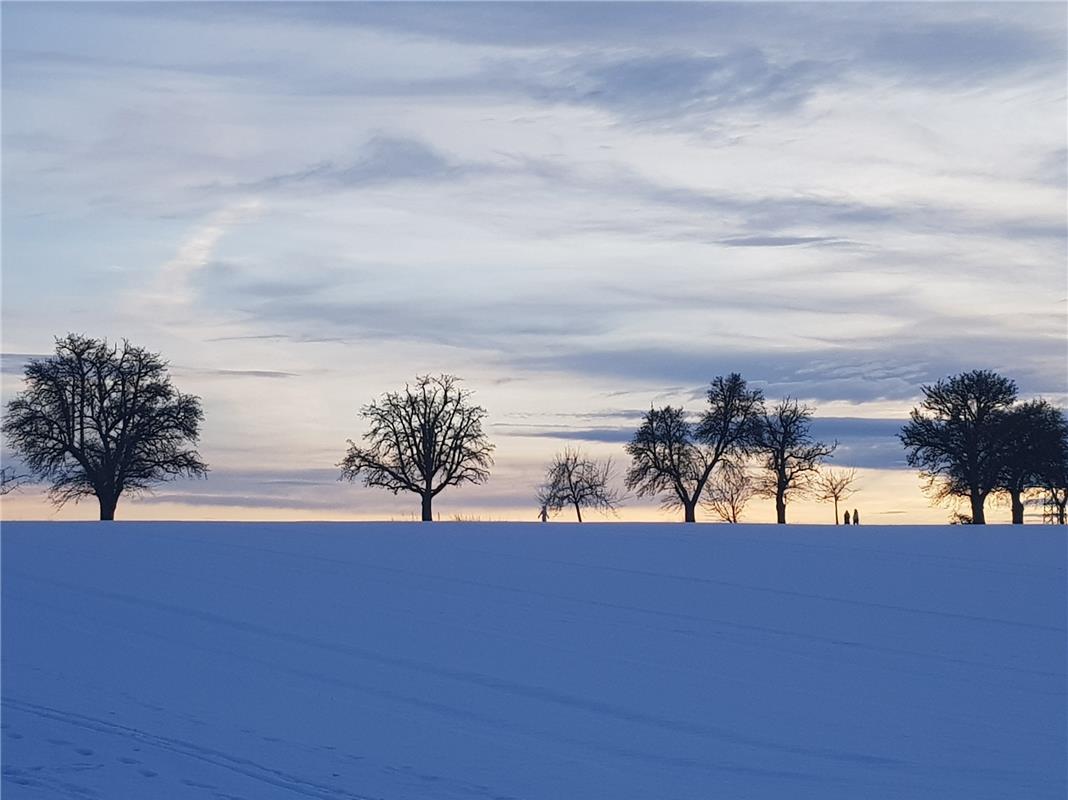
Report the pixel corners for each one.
[2,2,1066,522]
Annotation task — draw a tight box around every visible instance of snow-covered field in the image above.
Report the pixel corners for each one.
[2,522,1064,799]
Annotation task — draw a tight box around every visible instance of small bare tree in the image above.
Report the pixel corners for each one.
[813,468,858,525]
[537,446,621,522]
[340,374,494,521]
[701,461,755,523]
[752,397,836,524]
[0,466,30,496]
[3,334,207,520]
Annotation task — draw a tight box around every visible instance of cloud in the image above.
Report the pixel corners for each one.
[861,18,1065,81]
[529,48,835,123]
[132,200,262,309]
[508,332,1067,405]
[171,367,299,380]
[507,426,634,444]
[232,136,475,192]
[1,353,51,377]
[497,416,910,471]
[719,236,845,248]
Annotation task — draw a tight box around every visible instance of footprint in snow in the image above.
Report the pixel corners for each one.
[139,769,158,778]
[74,748,94,756]
[118,757,140,765]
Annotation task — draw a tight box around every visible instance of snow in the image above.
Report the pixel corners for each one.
[2,521,1065,799]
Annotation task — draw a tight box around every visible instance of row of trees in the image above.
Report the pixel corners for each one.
[621,374,835,523]
[535,446,860,525]
[341,372,840,523]
[901,370,1068,525]
[3,335,1066,524]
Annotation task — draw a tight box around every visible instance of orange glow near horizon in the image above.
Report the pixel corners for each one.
[0,468,1029,525]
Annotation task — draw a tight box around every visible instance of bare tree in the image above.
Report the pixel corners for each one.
[2,334,207,520]
[625,374,763,523]
[0,466,30,495]
[752,398,836,524]
[701,461,755,523]
[340,374,493,521]
[813,468,858,525]
[536,446,621,522]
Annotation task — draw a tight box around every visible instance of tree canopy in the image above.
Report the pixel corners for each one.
[751,397,836,524]
[537,446,621,522]
[3,334,207,519]
[625,373,763,523]
[339,374,493,521]
[900,370,1017,524]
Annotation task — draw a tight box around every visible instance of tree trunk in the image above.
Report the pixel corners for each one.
[833,498,839,525]
[98,492,118,521]
[775,493,787,524]
[683,502,696,523]
[1057,499,1067,526]
[1009,490,1024,525]
[420,493,432,522]
[969,493,986,525]
[574,503,583,523]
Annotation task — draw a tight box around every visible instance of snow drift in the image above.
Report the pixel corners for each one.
[2,521,1065,799]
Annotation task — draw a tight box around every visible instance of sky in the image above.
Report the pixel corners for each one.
[2,1,1066,524]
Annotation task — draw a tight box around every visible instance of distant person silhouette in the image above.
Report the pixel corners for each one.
[852,509,860,525]
[538,505,549,523]
[843,511,851,525]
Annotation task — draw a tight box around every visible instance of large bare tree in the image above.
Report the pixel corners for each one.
[2,334,207,520]
[813,467,858,525]
[625,374,763,523]
[701,461,755,524]
[752,398,836,524]
[537,446,621,522]
[340,374,493,521]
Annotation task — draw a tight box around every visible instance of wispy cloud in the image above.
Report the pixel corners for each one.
[132,200,262,309]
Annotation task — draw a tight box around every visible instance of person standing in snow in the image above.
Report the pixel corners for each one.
[843,510,851,525]
[538,504,549,523]
[852,509,860,525]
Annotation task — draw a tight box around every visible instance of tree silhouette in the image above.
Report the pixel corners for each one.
[537,446,621,522]
[752,398,836,524]
[900,370,1016,525]
[340,374,493,521]
[625,374,763,523]
[1041,459,1067,525]
[2,334,207,520]
[701,461,755,523]
[813,468,858,525]
[1038,411,1068,525]
[996,400,1067,524]
[0,466,30,496]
